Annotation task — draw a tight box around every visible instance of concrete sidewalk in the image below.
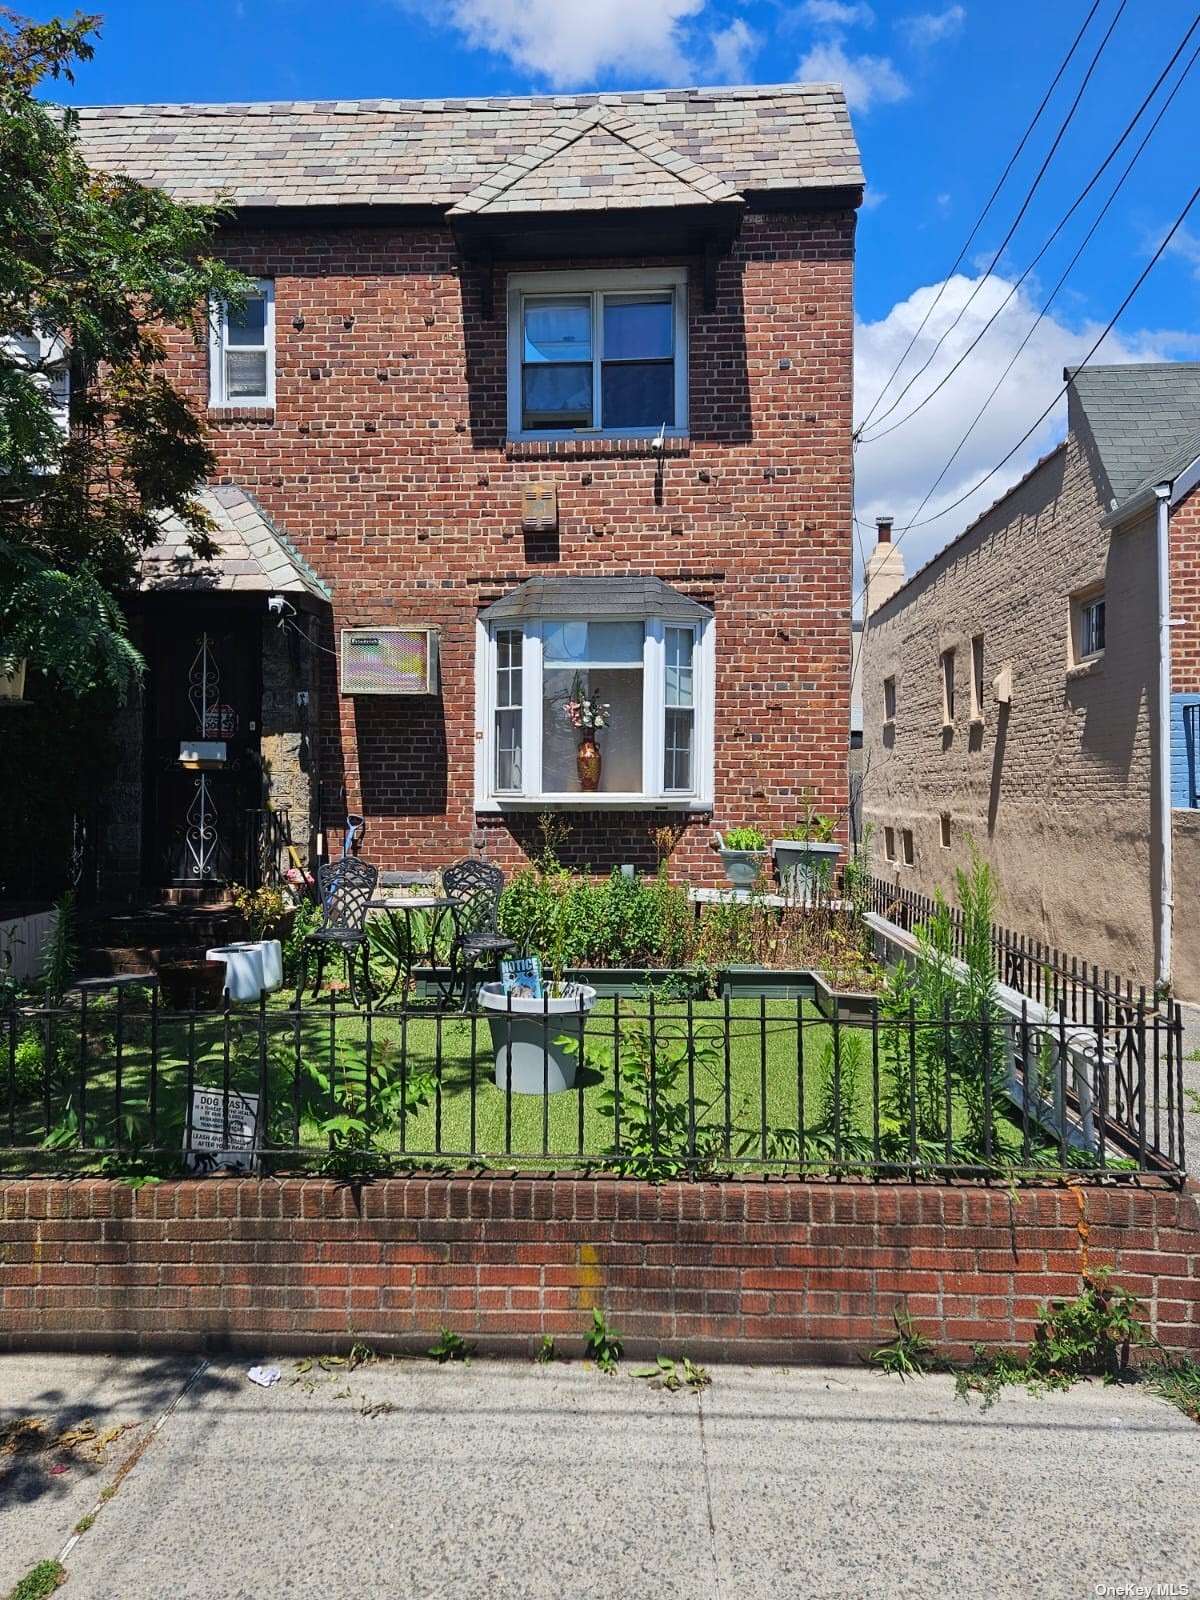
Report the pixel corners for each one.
[2,1353,1197,1600]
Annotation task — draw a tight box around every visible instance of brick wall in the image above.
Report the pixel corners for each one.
[155,210,855,882]
[3,1178,1196,1363]
[861,410,1160,987]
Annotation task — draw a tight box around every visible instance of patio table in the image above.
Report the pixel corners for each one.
[367,894,452,1006]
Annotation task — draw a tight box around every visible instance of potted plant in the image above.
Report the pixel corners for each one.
[476,957,597,1092]
[714,826,768,890]
[564,672,610,792]
[774,806,841,900]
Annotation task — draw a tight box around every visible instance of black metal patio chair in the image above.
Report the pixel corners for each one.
[292,855,380,1005]
[441,858,515,1010]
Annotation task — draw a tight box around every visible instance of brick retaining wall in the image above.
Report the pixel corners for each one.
[2,1179,1198,1363]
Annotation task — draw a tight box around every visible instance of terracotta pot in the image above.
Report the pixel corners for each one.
[576,737,601,792]
[157,958,226,1011]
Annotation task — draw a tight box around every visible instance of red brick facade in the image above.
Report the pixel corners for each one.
[3,1178,1196,1363]
[159,210,855,879]
[1171,485,1200,696]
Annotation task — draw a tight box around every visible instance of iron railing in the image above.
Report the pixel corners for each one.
[244,807,291,890]
[2,981,1185,1182]
[867,875,1163,1027]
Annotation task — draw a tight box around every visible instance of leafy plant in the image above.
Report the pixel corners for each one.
[778,815,835,844]
[594,1008,724,1181]
[7,1559,66,1600]
[301,1038,434,1178]
[583,1307,623,1373]
[721,826,767,851]
[39,890,77,1002]
[955,1271,1150,1409]
[282,898,322,984]
[1144,1357,1200,1423]
[535,1334,557,1365]
[634,1354,711,1392]
[870,1307,938,1379]
[428,1327,473,1363]
[230,883,288,941]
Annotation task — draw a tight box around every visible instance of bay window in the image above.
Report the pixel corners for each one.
[507,268,688,441]
[475,579,713,809]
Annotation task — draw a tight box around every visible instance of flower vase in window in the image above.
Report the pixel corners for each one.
[564,672,610,792]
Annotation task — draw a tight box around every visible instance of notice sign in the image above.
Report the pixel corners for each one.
[184,1086,261,1174]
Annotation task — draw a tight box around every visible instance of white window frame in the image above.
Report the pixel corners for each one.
[209,278,275,407]
[506,267,689,443]
[474,611,715,811]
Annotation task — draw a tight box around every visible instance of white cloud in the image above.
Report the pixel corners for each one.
[410,0,706,87]
[896,5,965,48]
[1164,222,1200,280]
[709,17,760,81]
[796,38,908,111]
[853,272,1199,583]
[797,0,875,27]
[861,186,887,211]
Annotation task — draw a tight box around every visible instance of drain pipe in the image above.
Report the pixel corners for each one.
[1155,481,1173,995]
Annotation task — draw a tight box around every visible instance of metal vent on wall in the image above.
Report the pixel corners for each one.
[340,628,439,696]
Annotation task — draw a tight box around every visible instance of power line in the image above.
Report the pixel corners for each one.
[853,0,1107,440]
[857,15,1200,449]
[852,180,1200,612]
[858,0,1130,442]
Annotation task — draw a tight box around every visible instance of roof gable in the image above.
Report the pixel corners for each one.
[449,106,741,217]
[1070,362,1200,506]
[139,485,330,603]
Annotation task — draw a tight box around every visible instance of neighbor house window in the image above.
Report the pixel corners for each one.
[883,675,896,723]
[970,634,985,722]
[901,828,915,867]
[884,826,896,862]
[1183,703,1200,809]
[209,279,275,406]
[940,649,955,726]
[476,595,714,808]
[507,268,688,440]
[1070,586,1106,665]
[940,812,951,848]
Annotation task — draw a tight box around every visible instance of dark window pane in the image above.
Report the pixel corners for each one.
[664,708,694,791]
[227,296,267,347]
[603,293,672,359]
[524,297,591,363]
[522,363,592,428]
[601,361,673,429]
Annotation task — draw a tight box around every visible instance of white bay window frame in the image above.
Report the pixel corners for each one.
[474,613,714,811]
[506,267,689,443]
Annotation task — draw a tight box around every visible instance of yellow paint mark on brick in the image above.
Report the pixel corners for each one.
[574,1242,604,1310]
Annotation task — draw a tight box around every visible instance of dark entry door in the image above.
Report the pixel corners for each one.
[145,613,262,887]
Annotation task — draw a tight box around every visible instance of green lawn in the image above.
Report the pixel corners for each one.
[3,992,1058,1174]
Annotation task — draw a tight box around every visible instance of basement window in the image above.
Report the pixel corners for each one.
[209,279,275,407]
[507,268,688,441]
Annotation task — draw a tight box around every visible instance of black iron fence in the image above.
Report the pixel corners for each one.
[867,876,1162,1028]
[244,807,291,891]
[2,981,1185,1183]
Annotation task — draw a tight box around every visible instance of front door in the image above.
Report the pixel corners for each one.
[144,612,263,888]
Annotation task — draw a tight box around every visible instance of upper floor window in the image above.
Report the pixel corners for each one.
[209,279,275,407]
[1069,584,1105,667]
[940,648,955,727]
[883,675,896,723]
[970,634,985,723]
[506,268,688,441]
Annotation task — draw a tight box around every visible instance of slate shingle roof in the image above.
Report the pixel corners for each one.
[139,485,331,602]
[1069,362,1200,506]
[72,82,862,212]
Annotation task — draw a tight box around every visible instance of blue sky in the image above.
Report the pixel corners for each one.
[44,0,1200,578]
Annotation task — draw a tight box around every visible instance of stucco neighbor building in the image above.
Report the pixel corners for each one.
[58,82,862,903]
[861,362,1200,1001]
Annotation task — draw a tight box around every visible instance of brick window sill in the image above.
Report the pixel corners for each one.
[1067,657,1104,681]
[208,406,276,424]
[504,436,691,462]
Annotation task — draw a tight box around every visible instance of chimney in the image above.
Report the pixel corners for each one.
[864,513,905,617]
